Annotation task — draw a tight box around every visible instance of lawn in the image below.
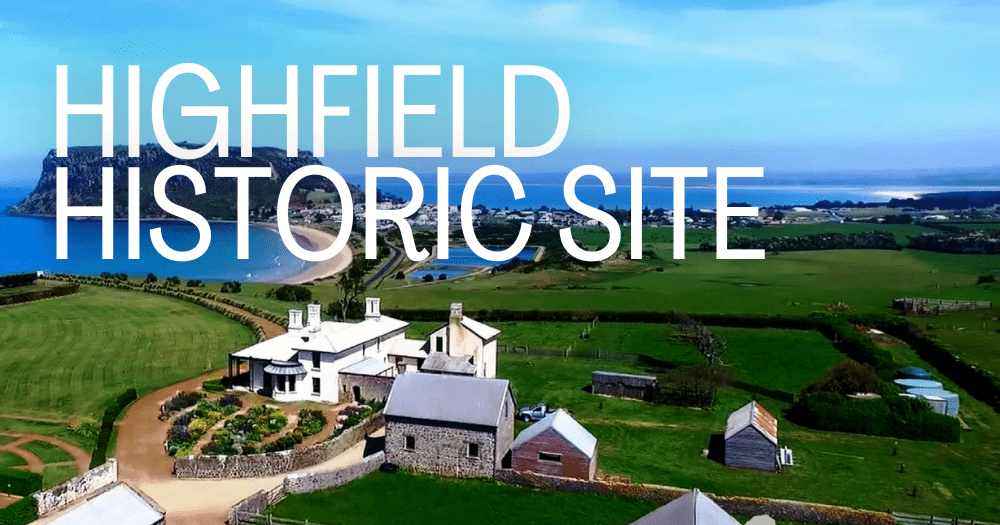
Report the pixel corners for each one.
[266,470,811,525]
[41,464,77,489]
[0,452,25,468]
[0,285,255,420]
[18,441,72,464]
[496,345,1000,521]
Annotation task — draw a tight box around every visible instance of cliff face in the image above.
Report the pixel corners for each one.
[9,144,364,220]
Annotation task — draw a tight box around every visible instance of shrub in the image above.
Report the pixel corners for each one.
[70,418,101,439]
[219,393,243,408]
[220,281,242,293]
[0,494,38,525]
[296,408,327,437]
[790,392,960,442]
[422,274,434,283]
[202,379,226,393]
[438,274,447,281]
[656,365,732,407]
[977,274,996,284]
[145,273,157,283]
[164,391,203,415]
[395,271,405,279]
[263,432,303,453]
[0,467,42,497]
[273,284,312,302]
[803,360,882,396]
[91,388,138,468]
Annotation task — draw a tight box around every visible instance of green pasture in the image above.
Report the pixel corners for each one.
[0,285,254,420]
[266,470,809,525]
[19,441,72,464]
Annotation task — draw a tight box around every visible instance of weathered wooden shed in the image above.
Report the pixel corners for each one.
[592,371,657,401]
[510,409,597,480]
[724,401,779,472]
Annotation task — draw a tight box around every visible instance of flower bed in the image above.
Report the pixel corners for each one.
[202,404,286,456]
[166,394,243,456]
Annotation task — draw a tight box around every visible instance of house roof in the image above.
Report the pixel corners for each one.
[725,401,778,445]
[460,317,500,341]
[511,409,597,458]
[45,483,164,525]
[420,353,477,375]
[341,357,393,376]
[384,338,429,358]
[384,373,511,428]
[230,316,408,361]
[629,489,741,525]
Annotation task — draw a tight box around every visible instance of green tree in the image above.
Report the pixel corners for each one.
[334,252,374,320]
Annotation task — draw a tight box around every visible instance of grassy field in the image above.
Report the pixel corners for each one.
[495,341,1000,520]
[0,285,255,420]
[0,452,25,468]
[266,470,809,525]
[41,464,77,489]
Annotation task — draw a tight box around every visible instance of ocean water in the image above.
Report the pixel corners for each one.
[0,190,309,282]
[410,247,536,281]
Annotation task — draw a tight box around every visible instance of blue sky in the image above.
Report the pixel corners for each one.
[1,0,999,184]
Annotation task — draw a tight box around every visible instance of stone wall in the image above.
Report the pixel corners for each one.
[284,451,385,493]
[33,459,118,517]
[386,420,496,478]
[495,470,895,525]
[339,373,395,404]
[175,413,384,479]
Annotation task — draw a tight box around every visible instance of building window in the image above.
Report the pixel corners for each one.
[276,376,286,392]
[313,378,321,395]
[405,435,415,450]
[468,443,480,458]
[312,352,321,370]
[538,452,562,463]
[288,375,296,393]
[436,338,444,353]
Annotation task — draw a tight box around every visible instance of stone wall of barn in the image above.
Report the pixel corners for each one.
[385,419,497,478]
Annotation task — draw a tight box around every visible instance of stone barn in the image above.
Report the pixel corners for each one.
[510,409,597,480]
[591,371,657,401]
[384,373,515,478]
[724,401,779,472]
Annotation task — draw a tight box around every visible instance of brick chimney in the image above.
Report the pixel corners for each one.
[365,297,382,321]
[307,304,321,331]
[288,309,303,332]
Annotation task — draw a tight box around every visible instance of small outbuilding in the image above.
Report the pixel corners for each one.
[724,401,779,472]
[510,409,598,480]
[630,489,740,525]
[44,483,165,525]
[592,371,657,401]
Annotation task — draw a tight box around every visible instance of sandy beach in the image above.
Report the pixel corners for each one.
[262,224,352,284]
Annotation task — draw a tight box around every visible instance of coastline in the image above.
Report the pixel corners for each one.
[264,223,352,285]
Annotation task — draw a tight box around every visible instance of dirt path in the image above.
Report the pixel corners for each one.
[0,433,90,475]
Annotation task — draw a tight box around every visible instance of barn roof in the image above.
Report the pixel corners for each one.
[511,409,597,458]
[725,401,778,445]
[629,489,741,525]
[384,373,512,428]
[460,317,500,341]
[592,371,657,386]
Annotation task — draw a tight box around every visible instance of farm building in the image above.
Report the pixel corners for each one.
[423,303,500,378]
[510,409,598,480]
[591,371,657,400]
[724,401,779,472]
[384,373,516,478]
[630,489,740,525]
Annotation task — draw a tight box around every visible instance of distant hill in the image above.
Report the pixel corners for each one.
[887,191,1000,210]
[8,144,365,220]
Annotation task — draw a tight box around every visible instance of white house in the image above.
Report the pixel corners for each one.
[227,298,497,404]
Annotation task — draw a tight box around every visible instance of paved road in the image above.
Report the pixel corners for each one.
[365,243,403,288]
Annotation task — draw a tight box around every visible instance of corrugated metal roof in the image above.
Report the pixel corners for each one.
[384,338,428,358]
[46,484,164,525]
[592,371,658,385]
[725,401,778,445]
[384,373,511,427]
[340,357,393,376]
[511,409,597,458]
[630,489,741,525]
[263,361,307,376]
[420,353,477,375]
[230,316,408,360]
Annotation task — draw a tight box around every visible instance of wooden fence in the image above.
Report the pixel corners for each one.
[228,484,285,525]
[894,511,999,525]
[235,512,329,525]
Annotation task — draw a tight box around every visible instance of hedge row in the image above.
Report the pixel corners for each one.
[89,388,138,468]
[0,283,79,306]
[790,392,960,442]
[0,468,41,498]
[872,318,1000,413]
[0,273,37,290]
[382,308,898,375]
[0,496,38,525]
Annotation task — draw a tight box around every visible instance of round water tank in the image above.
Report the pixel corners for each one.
[897,367,933,379]
[894,379,943,390]
[907,388,959,417]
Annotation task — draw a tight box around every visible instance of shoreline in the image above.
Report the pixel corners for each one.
[259,223,352,285]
